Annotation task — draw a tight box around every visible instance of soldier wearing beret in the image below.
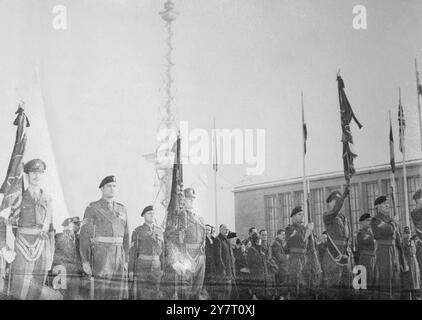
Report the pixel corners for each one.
[79,176,130,299]
[52,216,83,299]
[285,206,314,299]
[9,159,55,300]
[165,187,206,300]
[128,206,164,300]
[401,226,420,300]
[321,185,352,299]
[411,190,422,239]
[356,213,375,298]
[371,195,407,299]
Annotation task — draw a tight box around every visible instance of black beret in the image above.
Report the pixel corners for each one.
[184,188,196,199]
[141,205,154,216]
[413,189,422,201]
[62,216,80,227]
[374,195,387,206]
[61,217,73,227]
[99,176,116,188]
[291,206,303,217]
[359,213,371,222]
[24,159,46,174]
[326,191,341,203]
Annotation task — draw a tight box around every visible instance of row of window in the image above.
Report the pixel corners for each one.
[264,176,421,239]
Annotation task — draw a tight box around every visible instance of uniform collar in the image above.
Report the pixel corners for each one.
[143,222,154,230]
[24,188,45,203]
[100,197,115,209]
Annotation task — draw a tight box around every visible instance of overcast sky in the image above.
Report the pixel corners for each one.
[0,0,421,233]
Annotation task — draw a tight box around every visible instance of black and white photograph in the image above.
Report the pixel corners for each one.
[0,0,422,305]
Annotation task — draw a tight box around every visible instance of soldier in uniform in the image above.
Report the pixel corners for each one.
[285,206,314,299]
[401,226,420,300]
[79,176,129,300]
[271,228,289,299]
[128,205,164,300]
[9,159,55,300]
[321,186,352,299]
[167,187,206,300]
[52,216,83,299]
[371,195,407,300]
[356,213,375,298]
[411,189,422,240]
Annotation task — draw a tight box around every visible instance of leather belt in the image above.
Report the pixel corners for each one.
[92,236,123,245]
[289,248,307,254]
[18,227,42,235]
[186,243,201,249]
[359,250,375,256]
[333,239,347,246]
[138,254,160,261]
[377,240,395,246]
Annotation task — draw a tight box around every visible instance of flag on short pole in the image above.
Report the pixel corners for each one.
[398,93,406,153]
[0,104,29,288]
[0,104,30,213]
[417,61,422,97]
[336,75,363,182]
[302,92,307,155]
[166,135,185,230]
[389,113,396,173]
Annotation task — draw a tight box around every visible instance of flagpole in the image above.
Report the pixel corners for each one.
[213,117,218,229]
[389,111,398,219]
[416,58,422,153]
[301,92,308,224]
[399,88,410,227]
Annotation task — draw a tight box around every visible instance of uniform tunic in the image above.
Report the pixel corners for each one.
[271,238,289,296]
[411,206,422,238]
[371,212,402,299]
[128,223,163,300]
[79,198,129,300]
[52,230,83,299]
[402,238,420,292]
[246,244,267,299]
[357,227,375,288]
[10,189,55,300]
[165,210,206,300]
[285,222,309,297]
[322,191,352,296]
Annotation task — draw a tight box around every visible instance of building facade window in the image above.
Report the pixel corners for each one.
[278,192,292,230]
[364,182,379,216]
[293,190,304,207]
[310,188,324,236]
[407,176,421,213]
[264,194,278,239]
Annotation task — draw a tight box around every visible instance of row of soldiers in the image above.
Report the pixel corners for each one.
[0,158,208,300]
[2,158,422,300]
[271,185,422,300]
